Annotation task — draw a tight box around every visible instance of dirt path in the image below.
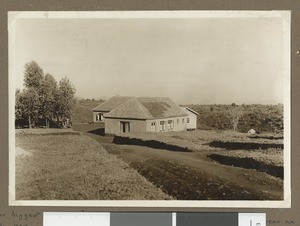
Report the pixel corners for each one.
[85,133,283,200]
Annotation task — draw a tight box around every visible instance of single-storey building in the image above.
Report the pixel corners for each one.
[92,96,199,134]
[92,96,132,122]
[181,107,199,130]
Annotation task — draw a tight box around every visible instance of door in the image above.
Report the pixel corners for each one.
[120,121,130,133]
[150,122,156,132]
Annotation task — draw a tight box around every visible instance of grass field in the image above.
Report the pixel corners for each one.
[15,132,172,200]
[116,130,283,177]
[72,123,283,200]
[15,125,284,201]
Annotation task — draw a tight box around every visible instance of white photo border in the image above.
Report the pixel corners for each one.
[8,10,291,208]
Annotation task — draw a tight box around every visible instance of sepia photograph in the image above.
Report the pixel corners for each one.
[8,11,290,207]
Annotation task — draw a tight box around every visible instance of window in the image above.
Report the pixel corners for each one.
[182,118,185,123]
[187,117,190,123]
[177,119,179,124]
[120,121,130,133]
[168,120,174,130]
[96,113,103,121]
[150,122,156,132]
[160,121,166,131]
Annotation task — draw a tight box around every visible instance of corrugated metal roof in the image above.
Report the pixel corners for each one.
[104,98,153,119]
[138,97,188,119]
[104,96,188,120]
[92,96,132,112]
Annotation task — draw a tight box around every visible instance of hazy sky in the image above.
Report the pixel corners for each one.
[12,16,285,104]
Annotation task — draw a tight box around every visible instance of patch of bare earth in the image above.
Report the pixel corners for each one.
[15,147,32,157]
[15,133,172,200]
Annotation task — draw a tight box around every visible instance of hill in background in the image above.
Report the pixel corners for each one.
[184,104,283,133]
[73,98,283,133]
[73,98,104,123]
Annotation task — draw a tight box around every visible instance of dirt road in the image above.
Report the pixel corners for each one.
[74,124,283,200]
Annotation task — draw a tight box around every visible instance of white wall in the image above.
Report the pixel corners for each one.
[92,111,107,122]
[186,111,197,130]
[105,118,147,134]
[181,107,198,130]
[146,117,187,132]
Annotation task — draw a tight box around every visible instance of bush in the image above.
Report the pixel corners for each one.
[185,104,283,133]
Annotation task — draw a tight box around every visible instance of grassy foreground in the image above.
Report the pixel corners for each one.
[116,130,283,178]
[16,133,172,200]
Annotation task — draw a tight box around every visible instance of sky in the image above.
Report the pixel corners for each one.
[11,16,285,105]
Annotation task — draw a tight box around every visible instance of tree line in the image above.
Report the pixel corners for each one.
[187,103,283,133]
[15,61,76,129]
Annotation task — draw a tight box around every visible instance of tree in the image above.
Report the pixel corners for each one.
[24,61,44,90]
[226,104,244,131]
[15,89,23,121]
[15,61,77,129]
[56,77,76,125]
[18,88,40,128]
[38,73,58,128]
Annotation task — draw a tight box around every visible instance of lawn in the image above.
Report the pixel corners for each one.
[15,132,172,200]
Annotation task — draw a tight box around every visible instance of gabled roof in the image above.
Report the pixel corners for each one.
[181,107,199,115]
[92,96,131,112]
[104,96,188,120]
